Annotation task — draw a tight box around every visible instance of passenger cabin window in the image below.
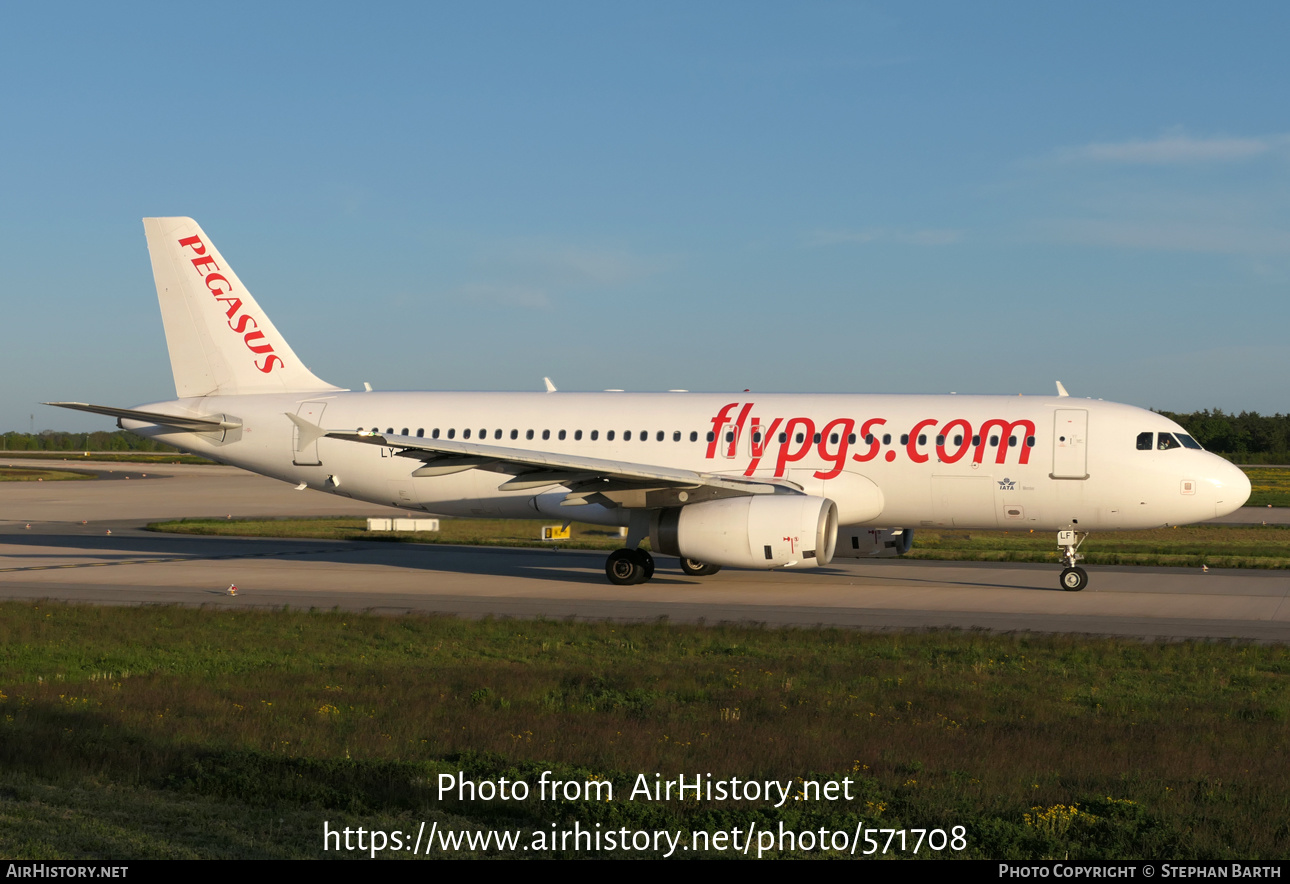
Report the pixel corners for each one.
[591,430,599,441]
[607,431,615,441]
[542,430,550,440]
[494,429,502,440]
[558,430,566,440]
[447,429,455,439]
[401,428,409,436]
[574,430,582,441]
[526,430,534,440]
[690,431,698,442]
[673,431,681,442]
[625,431,633,441]
[463,429,471,439]
[416,429,424,438]
[510,429,518,440]
[657,431,665,442]
[1137,432,1153,450]
[432,428,440,439]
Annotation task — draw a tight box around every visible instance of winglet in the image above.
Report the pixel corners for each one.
[1055,381,1070,398]
[284,412,328,449]
[543,377,557,393]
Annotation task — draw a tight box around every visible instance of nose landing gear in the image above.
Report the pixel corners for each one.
[1058,530,1089,591]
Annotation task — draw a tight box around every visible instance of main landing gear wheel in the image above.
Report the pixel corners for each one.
[1060,566,1088,592]
[606,548,654,585]
[679,558,721,577]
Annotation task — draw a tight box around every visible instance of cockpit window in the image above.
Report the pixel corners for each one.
[1136,432,1153,450]
[1157,433,1182,451]
[1177,434,1203,450]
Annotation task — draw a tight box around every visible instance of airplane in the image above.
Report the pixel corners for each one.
[49,217,1251,591]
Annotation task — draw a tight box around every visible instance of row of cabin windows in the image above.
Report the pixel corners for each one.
[361,427,1038,449]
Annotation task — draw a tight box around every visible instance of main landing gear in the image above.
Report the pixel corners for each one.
[679,558,721,577]
[1058,530,1089,592]
[603,550,723,584]
[606,548,655,585]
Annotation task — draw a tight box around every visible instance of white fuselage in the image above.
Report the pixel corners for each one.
[124,390,1250,535]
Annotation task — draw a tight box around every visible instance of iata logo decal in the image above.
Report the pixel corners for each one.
[998,477,1016,491]
[176,234,284,374]
[707,402,1036,480]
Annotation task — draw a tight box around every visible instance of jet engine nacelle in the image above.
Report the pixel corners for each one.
[833,527,914,558]
[650,495,839,569]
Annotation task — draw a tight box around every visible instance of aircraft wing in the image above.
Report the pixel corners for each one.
[290,414,792,503]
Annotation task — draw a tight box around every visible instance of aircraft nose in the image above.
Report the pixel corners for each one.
[1208,457,1251,519]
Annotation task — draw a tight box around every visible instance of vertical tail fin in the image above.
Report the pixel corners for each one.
[143,217,343,398]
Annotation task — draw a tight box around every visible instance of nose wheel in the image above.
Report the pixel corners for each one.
[606,548,654,585]
[1060,566,1088,592]
[1058,530,1089,591]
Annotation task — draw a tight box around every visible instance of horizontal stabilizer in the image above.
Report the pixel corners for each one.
[45,402,241,433]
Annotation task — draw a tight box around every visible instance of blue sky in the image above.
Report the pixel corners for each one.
[2,2,1288,432]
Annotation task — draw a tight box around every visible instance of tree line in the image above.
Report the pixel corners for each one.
[0,430,180,452]
[1158,410,1290,463]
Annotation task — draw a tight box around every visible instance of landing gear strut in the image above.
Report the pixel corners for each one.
[606,548,654,585]
[679,558,721,577]
[1058,530,1089,592]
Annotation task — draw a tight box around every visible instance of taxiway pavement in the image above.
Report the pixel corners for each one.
[2,460,1287,641]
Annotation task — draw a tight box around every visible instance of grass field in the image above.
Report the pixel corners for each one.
[0,603,1285,859]
[149,517,1290,570]
[1243,467,1290,507]
[0,467,95,482]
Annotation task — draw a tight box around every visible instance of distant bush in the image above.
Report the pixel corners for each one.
[1157,410,1290,463]
[0,430,181,453]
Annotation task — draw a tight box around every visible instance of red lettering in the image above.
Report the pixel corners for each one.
[774,417,815,477]
[851,418,886,463]
[229,314,258,334]
[975,419,1036,465]
[744,418,783,476]
[205,273,231,296]
[256,354,284,373]
[905,418,938,464]
[216,297,243,319]
[707,403,739,459]
[937,418,972,464]
[243,330,275,354]
[177,234,206,255]
[727,403,753,457]
[815,418,855,480]
[191,255,220,275]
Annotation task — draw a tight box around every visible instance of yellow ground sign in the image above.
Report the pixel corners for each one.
[541,525,571,541]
